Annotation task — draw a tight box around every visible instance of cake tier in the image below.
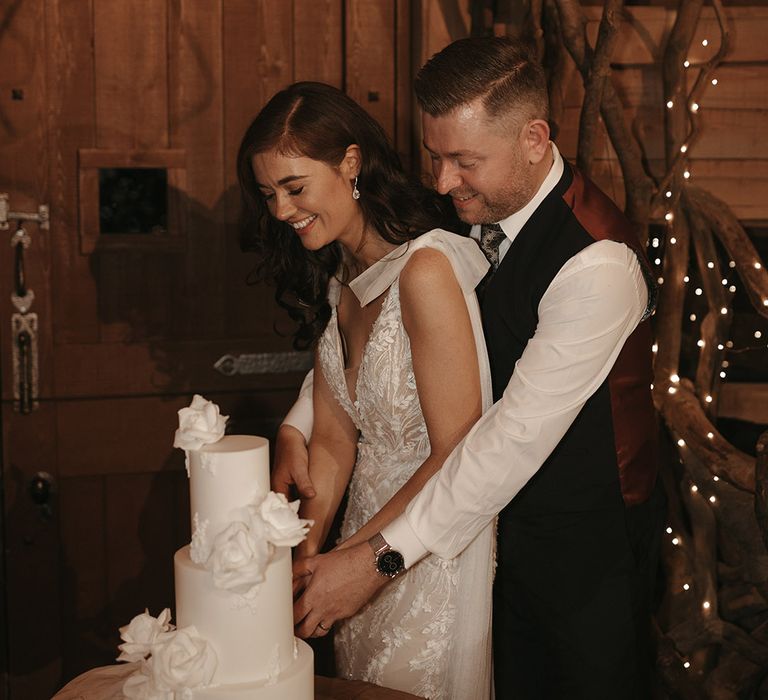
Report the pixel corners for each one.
[175,545,295,685]
[189,435,269,549]
[187,639,313,699]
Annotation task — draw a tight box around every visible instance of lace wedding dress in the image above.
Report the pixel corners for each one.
[317,229,496,700]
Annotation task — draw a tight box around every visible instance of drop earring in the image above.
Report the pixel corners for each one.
[352,176,361,200]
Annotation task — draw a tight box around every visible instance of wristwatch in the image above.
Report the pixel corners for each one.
[368,532,405,579]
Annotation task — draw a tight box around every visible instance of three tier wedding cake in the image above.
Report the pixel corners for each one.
[116,395,314,699]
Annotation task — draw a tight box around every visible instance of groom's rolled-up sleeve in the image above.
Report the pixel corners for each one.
[381,240,649,567]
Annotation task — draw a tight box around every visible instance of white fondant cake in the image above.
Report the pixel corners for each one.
[117,396,313,699]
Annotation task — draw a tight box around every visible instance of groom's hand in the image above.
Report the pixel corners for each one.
[272,425,315,499]
[293,542,389,638]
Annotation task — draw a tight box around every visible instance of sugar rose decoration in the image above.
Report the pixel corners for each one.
[150,626,218,693]
[210,516,272,595]
[260,491,313,547]
[173,394,228,452]
[204,492,312,598]
[118,609,217,699]
[117,608,173,663]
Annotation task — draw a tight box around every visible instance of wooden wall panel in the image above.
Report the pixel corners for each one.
[59,476,109,679]
[47,0,100,346]
[92,1,173,345]
[294,0,344,86]
[170,0,227,339]
[566,5,768,222]
[0,0,53,397]
[589,159,768,222]
[395,0,413,166]
[1,2,62,697]
[223,0,294,341]
[346,0,397,139]
[104,473,178,639]
[93,0,169,150]
[55,398,184,478]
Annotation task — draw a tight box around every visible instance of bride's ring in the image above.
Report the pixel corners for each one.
[317,622,331,632]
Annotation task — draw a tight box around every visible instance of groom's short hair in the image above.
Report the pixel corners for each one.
[414,36,549,125]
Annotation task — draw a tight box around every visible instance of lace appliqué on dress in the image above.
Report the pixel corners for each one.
[317,281,458,699]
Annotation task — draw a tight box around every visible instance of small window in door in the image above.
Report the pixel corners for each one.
[78,148,187,254]
[98,167,167,235]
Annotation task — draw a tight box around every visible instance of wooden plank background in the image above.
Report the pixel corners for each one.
[554,5,768,223]
[1,2,765,697]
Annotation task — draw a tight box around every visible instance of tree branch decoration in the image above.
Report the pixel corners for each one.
[469,0,768,696]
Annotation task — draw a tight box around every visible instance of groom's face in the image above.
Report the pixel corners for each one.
[422,98,538,225]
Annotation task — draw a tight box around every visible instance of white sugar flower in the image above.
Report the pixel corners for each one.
[258,492,313,547]
[209,518,272,595]
[173,395,228,451]
[117,608,174,663]
[150,626,217,692]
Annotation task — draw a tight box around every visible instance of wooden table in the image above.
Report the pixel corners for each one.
[52,663,423,699]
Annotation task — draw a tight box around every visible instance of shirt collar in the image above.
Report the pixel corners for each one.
[472,142,564,245]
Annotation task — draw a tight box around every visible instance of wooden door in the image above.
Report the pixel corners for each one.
[0,2,411,698]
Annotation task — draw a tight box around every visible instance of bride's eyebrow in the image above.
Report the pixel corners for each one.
[255,174,307,188]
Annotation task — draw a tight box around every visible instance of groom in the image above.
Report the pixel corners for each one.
[281,37,663,699]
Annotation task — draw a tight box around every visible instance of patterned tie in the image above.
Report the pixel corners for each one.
[479,223,506,270]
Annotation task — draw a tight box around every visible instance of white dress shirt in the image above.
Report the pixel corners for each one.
[380,144,649,567]
[282,370,314,441]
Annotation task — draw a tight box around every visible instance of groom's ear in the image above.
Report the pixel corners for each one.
[340,144,362,178]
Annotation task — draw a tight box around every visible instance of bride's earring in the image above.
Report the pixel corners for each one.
[352,176,361,200]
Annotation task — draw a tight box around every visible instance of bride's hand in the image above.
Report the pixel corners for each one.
[292,555,313,597]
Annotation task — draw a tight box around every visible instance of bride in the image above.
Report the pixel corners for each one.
[237,82,494,700]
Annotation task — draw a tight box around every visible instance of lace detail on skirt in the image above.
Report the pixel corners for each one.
[317,282,459,698]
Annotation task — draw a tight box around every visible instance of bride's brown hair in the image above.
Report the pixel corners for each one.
[237,81,457,350]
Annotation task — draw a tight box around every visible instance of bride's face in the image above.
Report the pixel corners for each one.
[251,148,364,252]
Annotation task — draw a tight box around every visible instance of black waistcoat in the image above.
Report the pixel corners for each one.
[482,161,658,518]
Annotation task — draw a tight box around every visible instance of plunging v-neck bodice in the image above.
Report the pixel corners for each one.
[329,284,394,415]
[319,279,428,472]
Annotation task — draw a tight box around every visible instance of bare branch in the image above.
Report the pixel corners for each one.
[576,0,624,175]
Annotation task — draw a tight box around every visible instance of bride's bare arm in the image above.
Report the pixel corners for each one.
[337,247,482,550]
[296,353,358,558]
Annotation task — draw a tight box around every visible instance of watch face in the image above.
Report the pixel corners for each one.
[377,550,405,577]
